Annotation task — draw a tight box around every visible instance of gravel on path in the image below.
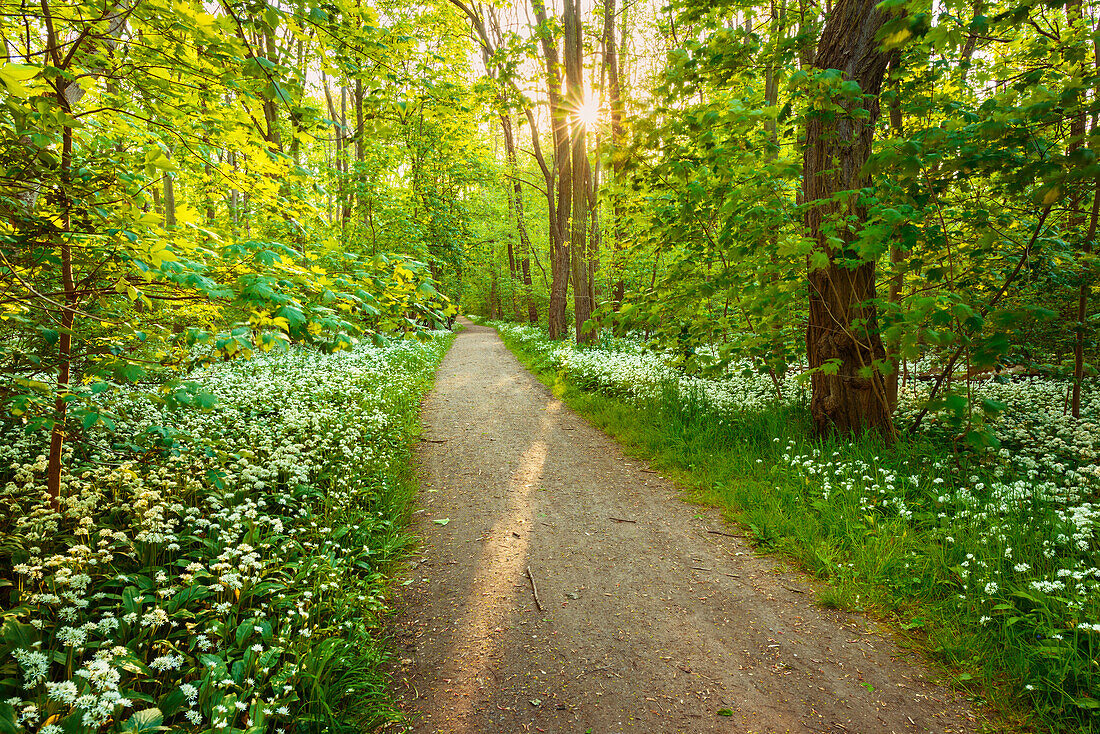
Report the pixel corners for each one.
[388,318,978,734]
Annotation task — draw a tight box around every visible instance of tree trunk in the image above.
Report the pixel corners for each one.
[602,0,627,316]
[163,146,176,228]
[355,77,365,226]
[501,113,536,323]
[804,0,897,438]
[885,54,904,411]
[46,105,77,511]
[765,0,787,377]
[564,0,593,343]
[262,26,282,152]
[340,85,351,227]
[1071,2,1098,418]
[489,266,500,319]
[532,0,572,339]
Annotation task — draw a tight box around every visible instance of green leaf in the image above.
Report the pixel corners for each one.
[717,708,734,716]
[120,708,166,733]
[158,688,188,717]
[0,62,39,97]
[0,702,17,734]
[122,585,142,615]
[433,518,450,525]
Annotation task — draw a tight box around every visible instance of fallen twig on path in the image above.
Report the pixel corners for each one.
[609,516,637,523]
[526,566,544,612]
[641,468,658,474]
[691,566,741,579]
[419,437,447,443]
[706,529,747,539]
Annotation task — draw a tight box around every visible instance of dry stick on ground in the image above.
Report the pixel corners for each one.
[526,566,544,612]
[608,516,636,523]
[707,529,747,539]
[691,567,741,579]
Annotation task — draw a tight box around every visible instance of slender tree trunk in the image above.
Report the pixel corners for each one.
[262,27,282,152]
[804,0,898,438]
[958,0,985,85]
[564,0,593,343]
[533,0,572,339]
[228,147,239,230]
[355,77,365,226]
[163,145,176,228]
[885,55,905,410]
[1071,3,1099,417]
[489,266,500,319]
[500,113,533,322]
[764,0,787,377]
[587,153,600,312]
[603,0,627,312]
[47,109,76,511]
[340,85,351,226]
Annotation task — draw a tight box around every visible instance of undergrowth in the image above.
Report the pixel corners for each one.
[0,334,452,733]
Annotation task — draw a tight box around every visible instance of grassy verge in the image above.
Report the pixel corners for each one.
[492,322,1078,734]
[0,334,452,733]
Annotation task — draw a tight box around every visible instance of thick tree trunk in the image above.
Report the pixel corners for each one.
[804,0,897,438]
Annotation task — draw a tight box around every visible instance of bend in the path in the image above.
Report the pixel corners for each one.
[390,318,977,734]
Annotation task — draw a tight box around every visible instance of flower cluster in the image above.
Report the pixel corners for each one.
[1,335,449,732]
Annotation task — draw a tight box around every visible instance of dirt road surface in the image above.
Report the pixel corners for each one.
[389,319,978,734]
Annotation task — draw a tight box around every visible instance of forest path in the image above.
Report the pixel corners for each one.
[388,318,977,734]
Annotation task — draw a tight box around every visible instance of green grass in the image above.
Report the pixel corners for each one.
[496,327,1039,734]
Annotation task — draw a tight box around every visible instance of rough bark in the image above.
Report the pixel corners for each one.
[564,0,593,343]
[803,0,897,438]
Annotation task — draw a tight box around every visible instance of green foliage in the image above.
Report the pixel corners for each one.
[0,0,465,440]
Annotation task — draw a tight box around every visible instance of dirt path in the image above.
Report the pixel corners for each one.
[389,319,978,734]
